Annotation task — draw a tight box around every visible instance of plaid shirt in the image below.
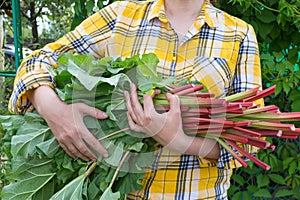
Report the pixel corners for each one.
[9,0,262,199]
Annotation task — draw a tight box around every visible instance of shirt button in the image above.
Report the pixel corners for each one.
[172,56,176,61]
[159,13,168,23]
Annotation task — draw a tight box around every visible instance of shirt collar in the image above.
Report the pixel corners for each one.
[148,0,219,28]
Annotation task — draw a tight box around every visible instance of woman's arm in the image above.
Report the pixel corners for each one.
[27,85,109,161]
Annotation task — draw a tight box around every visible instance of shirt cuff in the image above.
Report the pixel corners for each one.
[8,72,55,114]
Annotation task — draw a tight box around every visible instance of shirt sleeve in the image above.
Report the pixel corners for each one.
[217,24,263,169]
[8,3,119,114]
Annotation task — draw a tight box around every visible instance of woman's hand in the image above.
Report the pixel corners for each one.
[124,83,193,153]
[28,85,108,161]
[124,83,220,159]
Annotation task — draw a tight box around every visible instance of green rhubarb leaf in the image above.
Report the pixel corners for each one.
[32,179,55,200]
[1,173,55,200]
[99,188,120,200]
[67,59,102,91]
[114,172,144,194]
[58,53,107,76]
[49,174,86,200]
[104,142,124,167]
[67,56,131,91]
[9,158,54,179]
[36,137,60,158]
[1,159,55,200]
[136,53,160,79]
[127,142,144,152]
[11,124,51,158]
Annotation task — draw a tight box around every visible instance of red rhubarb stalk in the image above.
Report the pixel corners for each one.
[215,138,248,168]
[225,139,270,170]
[249,129,281,137]
[220,132,249,144]
[209,104,243,115]
[247,137,271,149]
[175,85,204,96]
[187,92,215,98]
[231,126,261,137]
[169,84,194,94]
[250,121,296,132]
[237,112,300,122]
[243,85,276,102]
[225,87,260,102]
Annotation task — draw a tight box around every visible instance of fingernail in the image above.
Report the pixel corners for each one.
[130,82,136,89]
[103,153,109,158]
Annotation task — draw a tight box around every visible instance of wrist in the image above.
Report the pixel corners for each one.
[28,85,65,118]
[185,136,220,159]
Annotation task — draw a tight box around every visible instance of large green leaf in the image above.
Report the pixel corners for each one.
[104,142,124,167]
[99,188,120,200]
[32,180,55,200]
[1,159,55,200]
[36,137,60,158]
[136,53,160,80]
[11,124,51,158]
[50,174,86,200]
[67,59,102,91]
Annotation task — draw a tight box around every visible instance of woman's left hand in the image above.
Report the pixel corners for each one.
[124,83,193,153]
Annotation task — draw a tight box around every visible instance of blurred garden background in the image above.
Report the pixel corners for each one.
[0,0,299,199]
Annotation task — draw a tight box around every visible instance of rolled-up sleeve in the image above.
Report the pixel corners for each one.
[8,3,119,114]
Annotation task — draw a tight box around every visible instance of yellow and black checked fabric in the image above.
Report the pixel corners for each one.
[9,0,262,199]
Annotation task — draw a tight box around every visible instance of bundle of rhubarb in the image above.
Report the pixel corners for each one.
[1,52,300,199]
[153,83,300,170]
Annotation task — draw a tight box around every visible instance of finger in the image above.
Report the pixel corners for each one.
[143,94,156,124]
[60,140,90,161]
[80,125,109,159]
[130,83,145,123]
[124,90,139,123]
[151,89,161,98]
[64,128,98,161]
[77,103,108,119]
[166,93,181,114]
[59,142,76,158]
[127,111,143,132]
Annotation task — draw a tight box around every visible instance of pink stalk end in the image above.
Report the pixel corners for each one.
[247,137,271,149]
[267,145,276,151]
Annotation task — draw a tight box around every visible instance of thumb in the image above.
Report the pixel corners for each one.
[77,103,108,119]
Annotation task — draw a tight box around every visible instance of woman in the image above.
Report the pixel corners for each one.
[9,0,262,199]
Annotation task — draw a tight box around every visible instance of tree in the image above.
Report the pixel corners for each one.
[15,0,73,47]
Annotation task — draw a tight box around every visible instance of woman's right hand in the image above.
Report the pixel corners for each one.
[28,85,109,161]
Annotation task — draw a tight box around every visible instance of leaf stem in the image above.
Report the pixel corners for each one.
[98,127,130,141]
[108,151,130,189]
[85,162,98,178]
